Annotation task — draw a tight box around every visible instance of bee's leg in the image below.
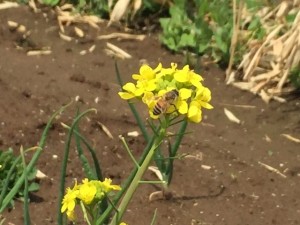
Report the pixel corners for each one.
[170,104,179,115]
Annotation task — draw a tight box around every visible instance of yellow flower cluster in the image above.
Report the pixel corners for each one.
[61,178,121,221]
[118,63,213,123]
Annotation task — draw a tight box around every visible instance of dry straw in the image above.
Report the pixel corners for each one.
[227,0,300,103]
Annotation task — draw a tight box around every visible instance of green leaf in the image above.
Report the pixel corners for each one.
[28,183,40,192]
[198,44,208,53]
[41,0,59,6]
[178,33,195,48]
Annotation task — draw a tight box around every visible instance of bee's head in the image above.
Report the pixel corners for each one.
[173,89,179,96]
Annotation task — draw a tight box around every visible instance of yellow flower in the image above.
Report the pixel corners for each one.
[187,87,213,123]
[118,83,143,100]
[66,210,76,221]
[136,79,156,92]
[187,101,203,123]
[61,188,77,213]
[101,178,122,192]
[61,181,79,221]
[156,62,177,79]
[174,88,192,114]
[194,87,213,109]
[132,63,161,81]
[120,222,128,225]
[118,74,157,100]
[62,178,121,222]
[118,63,212,123]
[78,179,97,205]
[174,65,203,88]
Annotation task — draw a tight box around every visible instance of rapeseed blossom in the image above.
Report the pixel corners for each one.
[61,178,121,221]
[118,63,213,123]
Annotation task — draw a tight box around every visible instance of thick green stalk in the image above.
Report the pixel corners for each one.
[109,129,166,225]
[95,135,157,225]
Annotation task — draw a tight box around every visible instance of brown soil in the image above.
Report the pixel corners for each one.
[1,6,300,225]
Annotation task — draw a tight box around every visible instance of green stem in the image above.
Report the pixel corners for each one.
[80,201,92,225]
[120,136,138,167]
[95,136,157,225]
[109,130,166,225]
[166,118,188,185]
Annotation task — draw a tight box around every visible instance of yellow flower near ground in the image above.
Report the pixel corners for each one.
[61,181,80,221]
[78,178,97,205]
[101,178,122,192]
[61,178,121,221]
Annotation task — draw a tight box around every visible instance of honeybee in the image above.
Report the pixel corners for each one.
[153,89,179,116]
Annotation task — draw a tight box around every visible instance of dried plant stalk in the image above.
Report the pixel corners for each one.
[230,1,300,103]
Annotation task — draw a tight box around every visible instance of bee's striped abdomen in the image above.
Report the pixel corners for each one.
[153,105,163,115]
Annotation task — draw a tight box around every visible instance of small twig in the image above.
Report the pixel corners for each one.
[0,1,19,10]
[258,161,287,178]
[97,121,114,139]
[219,103,256,109]
[106,42,132,59]
[224,108,241,124]
[97,33,145,41]
[281,134,300,143]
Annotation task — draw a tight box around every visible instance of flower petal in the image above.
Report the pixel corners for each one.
[201,102,214,109]
[174,71,188,83]
[177,100,188,114]
[67,210,76,221]
[118,92,135,100]
[140,64,155,80]
[145,80,157,91]
[132,74,141,80]
[188,105,202,123]
[179,88,192,100]
[122,83,136,92]
[154,63,162,73]
[142,92,154,104]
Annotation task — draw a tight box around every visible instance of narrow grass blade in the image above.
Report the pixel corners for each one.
[74,122,108,216]
[0,155,21,207]
[62,123,104,181]
[57,108,96,225]
[150,208,157,225]
[0,102,71,213]
[21,146,31,225]
[74,123,97,180]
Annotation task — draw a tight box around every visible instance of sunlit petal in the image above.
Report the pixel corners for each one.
[132,74,141,80]
[140,64,155,80]
[201,102,214,109]
[174,71,188,83]
[179,88,192,99]
[188,105,202,123]
[177,100,188,114]
[122,82,136,92]
[118,92,135,100]
[154,63,162,73]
